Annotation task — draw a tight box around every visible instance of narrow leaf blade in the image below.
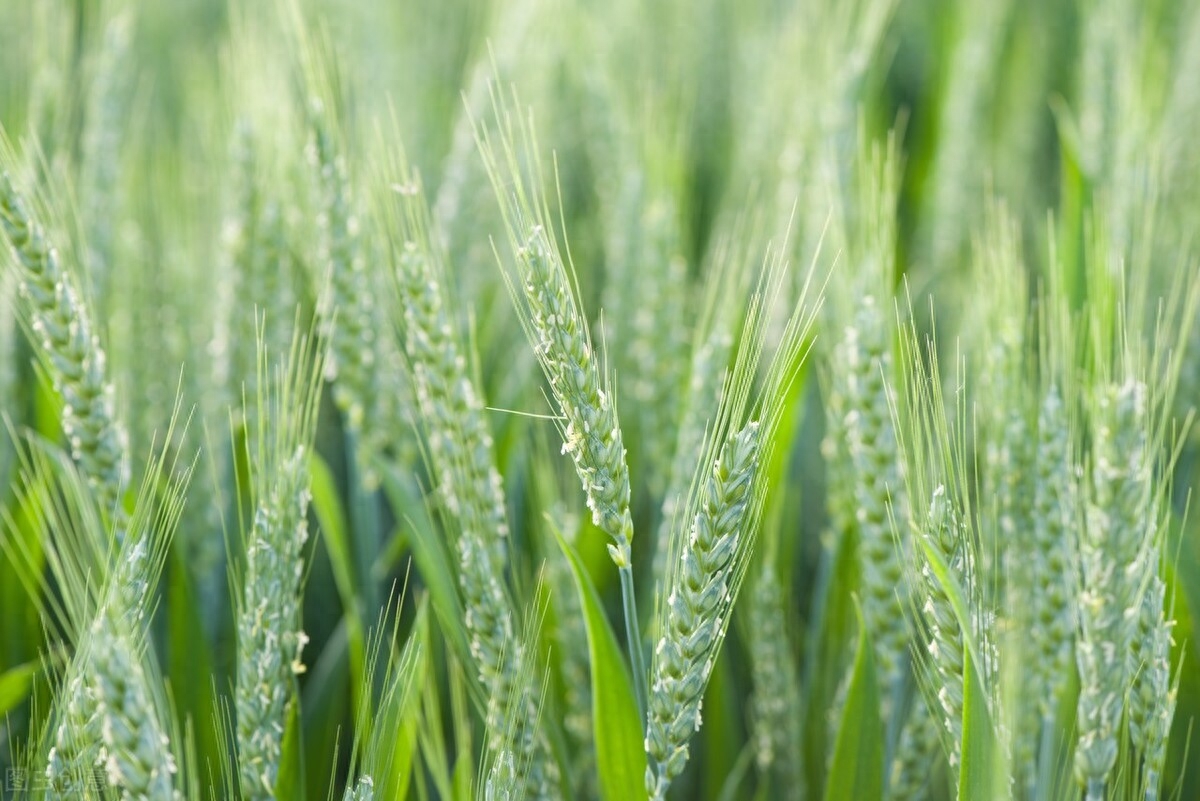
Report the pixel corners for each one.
[824,601,884,801]
[552,528,648,801]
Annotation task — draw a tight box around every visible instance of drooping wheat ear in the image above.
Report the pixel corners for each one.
[646,420,762,801]
[1128,571,1175,801]
[888,695,941,801]
[520,222,634,564]
[1075,378,1151,798]
[235,333,323,800]
[0,169,129,518]
[473,98,634,570]
[474,89,655,718]
[841,295,908,686]
[1028,384,1078,723]
[748,565,804,801]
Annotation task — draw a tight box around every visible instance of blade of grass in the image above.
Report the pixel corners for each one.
[824,600,884,801]
[552,523,647,801]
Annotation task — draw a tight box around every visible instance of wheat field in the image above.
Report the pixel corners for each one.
[1,1,1200,800]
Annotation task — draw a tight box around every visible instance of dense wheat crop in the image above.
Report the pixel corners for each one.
[2,1,1200,799]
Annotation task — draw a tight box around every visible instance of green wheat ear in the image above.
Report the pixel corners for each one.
[645,245,820,801]
[376,137,559,798]
[233,323,324,800]
[3,412,192,800]
[0,156,130,524]
[473,83,635,570]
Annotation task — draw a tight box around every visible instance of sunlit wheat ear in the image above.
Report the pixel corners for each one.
[646,420,762,801]
[473,86,634,569]
[645,251,819,801]
[0,162,130,522]
[233,327,324,801]
[474,80,654,723]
